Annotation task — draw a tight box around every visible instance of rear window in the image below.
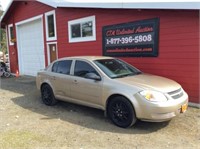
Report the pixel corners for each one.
[52,60,72,75]
[52,62,58,72]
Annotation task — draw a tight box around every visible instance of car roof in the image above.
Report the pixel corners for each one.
[56,56,114,61]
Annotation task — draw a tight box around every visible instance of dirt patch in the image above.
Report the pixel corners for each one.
[0,76,199,149]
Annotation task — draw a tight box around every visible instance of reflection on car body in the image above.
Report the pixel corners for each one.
[36,56,188,128]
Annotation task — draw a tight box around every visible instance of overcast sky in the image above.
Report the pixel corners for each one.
[0,0,11,11]
[1,0,200,11]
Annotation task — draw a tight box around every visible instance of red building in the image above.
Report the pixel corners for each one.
[1,0,199,106]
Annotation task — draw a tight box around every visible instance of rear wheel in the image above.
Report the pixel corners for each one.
[4,72,11,78]
[107,96,137,128]
[41,84,57,106]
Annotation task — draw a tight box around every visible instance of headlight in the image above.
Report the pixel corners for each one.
[140,90,168,102]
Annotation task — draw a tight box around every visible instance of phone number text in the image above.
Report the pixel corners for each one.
[106,34,152,45]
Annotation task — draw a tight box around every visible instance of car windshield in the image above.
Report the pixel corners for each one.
[94,59,142,79]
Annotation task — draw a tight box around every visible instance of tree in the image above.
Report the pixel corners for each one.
[0,4,7,62]
[0,28,7,53]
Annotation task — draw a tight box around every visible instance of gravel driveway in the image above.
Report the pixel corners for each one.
[0,76,199,149]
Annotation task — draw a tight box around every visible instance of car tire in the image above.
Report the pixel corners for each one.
[41,84,57,106]
[4,72,11,78]
[107,96,137,128]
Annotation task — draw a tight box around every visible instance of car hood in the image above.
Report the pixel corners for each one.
[116,73,181,93]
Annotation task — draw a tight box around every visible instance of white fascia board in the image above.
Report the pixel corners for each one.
[122,2,200,10]
[57,2,200,10]
[58,2,200,10]
[58,2,123,9]
[37,0,58,8]
[56,0,200,9]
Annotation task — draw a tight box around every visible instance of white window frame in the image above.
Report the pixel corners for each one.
[5,26,11,69]
[8,24,14,46]
[45,10,57,41]
[68,15,96,43]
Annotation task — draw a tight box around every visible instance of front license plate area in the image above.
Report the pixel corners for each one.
[181,104,187,113]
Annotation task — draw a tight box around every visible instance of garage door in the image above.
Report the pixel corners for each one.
[17,18,45,76]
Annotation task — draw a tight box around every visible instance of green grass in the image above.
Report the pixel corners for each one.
[0,129,50,148]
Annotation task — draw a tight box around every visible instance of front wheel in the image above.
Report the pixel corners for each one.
[107,96,137,128]
[41,84,57,106]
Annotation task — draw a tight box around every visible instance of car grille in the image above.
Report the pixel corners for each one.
[168,88,184,99]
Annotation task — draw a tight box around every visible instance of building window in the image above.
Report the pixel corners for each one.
[8,24,14,45]
[45,10,57,41]
[47,15,55,37]
[68,16,96,43]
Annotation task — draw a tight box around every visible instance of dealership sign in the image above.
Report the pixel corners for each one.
[102,18,159,57]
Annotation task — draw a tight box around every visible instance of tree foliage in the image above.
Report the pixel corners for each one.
[0,7,7,54]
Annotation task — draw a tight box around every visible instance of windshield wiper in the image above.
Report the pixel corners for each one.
[112,72,142,79]
[112,73,134,79]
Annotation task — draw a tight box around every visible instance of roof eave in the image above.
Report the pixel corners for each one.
[1,0,57,27]
[0,0,14,26]
[36,0,57,8]
[1,1,200,27]
[56,2,200,10]
[122,2,200,10]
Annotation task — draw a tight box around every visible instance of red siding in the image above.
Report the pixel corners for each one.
[4,1,199,103]
[56,8,199,103]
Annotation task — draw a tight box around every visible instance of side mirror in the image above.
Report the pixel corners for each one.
[85,72,101,81]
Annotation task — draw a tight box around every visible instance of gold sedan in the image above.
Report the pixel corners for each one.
[36,56,188,128]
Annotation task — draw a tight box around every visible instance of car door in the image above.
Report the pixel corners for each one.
[70,60,103,106]
[49,60,72,98]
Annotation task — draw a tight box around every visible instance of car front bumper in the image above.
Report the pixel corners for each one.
[134,91,188,122]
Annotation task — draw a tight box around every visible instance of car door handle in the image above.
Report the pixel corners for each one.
[50,76,56,80]
[73,80,78,84]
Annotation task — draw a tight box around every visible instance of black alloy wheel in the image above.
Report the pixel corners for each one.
[108,96,137,128]
[41,84,57,106]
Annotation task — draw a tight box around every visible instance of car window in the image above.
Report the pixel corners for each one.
[52,62,58,72]
[52,60,72,75]
[74,60,99,77]
[94,59,142,78]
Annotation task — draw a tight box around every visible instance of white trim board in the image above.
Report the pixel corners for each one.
[15,15,43,26]
[45,10,57,41]
[68,15,96,43]
[5,26,11,70]
[8,24,14,46]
